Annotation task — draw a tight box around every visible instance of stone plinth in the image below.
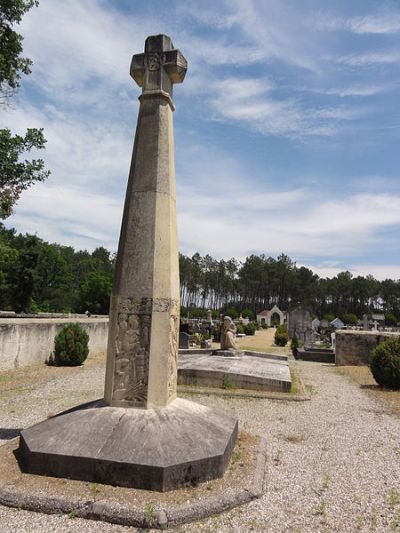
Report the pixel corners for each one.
[19,398,238,492]
[178,351,291,392]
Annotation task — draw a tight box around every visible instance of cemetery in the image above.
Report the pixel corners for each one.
[1,3,400,532]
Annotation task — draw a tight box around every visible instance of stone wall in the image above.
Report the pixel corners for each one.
[335,329,400,366]
[0,318,109,371]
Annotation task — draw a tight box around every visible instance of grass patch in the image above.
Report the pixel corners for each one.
[290,370,301,395]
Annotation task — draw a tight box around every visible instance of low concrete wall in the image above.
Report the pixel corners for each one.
[335,330,400,366]
[0,318,109,371]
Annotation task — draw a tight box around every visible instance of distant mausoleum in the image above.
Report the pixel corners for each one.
[256,305,287,327]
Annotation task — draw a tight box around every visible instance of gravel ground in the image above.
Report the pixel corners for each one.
[1,360,400,532]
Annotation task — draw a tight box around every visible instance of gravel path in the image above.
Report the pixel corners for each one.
[1,360,400,532]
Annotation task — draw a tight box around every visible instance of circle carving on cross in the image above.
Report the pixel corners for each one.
[145,52,165,71]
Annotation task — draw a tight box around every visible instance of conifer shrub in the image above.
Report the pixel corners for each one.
[370,336,400,389]
[290,334,299,357]
[244,322,256,335]
[236,323,245,334]
[274,324,288,346]
[54,323,89,366]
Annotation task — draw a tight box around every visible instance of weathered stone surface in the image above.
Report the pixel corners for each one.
[178,352,291,392]
[288,305,312,346]
[18,398,237,492]
[104,35,187,409]
[335,329,399,366]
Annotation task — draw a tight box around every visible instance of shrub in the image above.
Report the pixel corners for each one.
[54,323,89,366]
[290,334,299,357]
[385,313,398,327]
[370,336,400,389]
[241,308,254,320]
[236,323,245,334]
[342,313,359,325]
[226,307,239,319]
[275,325,288,346]
[244,322,256,336]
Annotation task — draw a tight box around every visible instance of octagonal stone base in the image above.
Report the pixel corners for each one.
[18,398,238,492]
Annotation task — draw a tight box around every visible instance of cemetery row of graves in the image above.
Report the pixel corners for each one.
[1,223,400,324]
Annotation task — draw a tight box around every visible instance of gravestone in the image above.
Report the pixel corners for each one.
[18,35,238,492]
[288,304,312,346]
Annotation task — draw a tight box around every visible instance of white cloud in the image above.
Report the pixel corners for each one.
[306,263,400,281]
[320,85,392,97]
[312,10,400,35]
[208,77,370,138]
[337,51,400,67]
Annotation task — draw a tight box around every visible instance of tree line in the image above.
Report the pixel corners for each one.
[1,226,399,322]
[0,224,114,313]
[179,252,400,323]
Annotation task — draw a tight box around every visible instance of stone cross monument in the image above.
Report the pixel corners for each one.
[19,35,237,492]
[104,34,187,409]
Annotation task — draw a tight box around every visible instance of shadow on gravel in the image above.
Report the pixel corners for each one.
[0,428,22,440]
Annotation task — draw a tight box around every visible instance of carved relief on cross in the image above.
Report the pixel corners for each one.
[130,34,187,104]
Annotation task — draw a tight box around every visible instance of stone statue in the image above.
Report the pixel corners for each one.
[220,316,238,351]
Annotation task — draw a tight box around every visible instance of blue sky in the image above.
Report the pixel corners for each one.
[2,0,400,279]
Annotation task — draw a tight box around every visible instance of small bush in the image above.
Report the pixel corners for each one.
[385,313,398,327]
[236,323,245,334]
[244,322,256,336]
[342,313,359,325]
[275,325,288,346]
[290,334,299,357]
[370,336,400,388]
[54,323,89,366]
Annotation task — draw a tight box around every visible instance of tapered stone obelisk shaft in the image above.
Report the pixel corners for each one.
[104,35,187,409]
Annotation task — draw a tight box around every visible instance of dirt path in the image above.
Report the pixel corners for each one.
[1,360,400,532]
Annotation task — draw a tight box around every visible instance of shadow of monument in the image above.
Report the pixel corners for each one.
[0,428,22,440]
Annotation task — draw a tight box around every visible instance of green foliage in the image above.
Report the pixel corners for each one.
[0,0,38,98]
[1,2,50,218]
[241,307,254,320]
[236,323,244,334]
[342,313,359,325]
[370,336,400,389]
[290,334,299,356]
[323,314,335,322]
[385,313,398,327]
[0,225,114,313]
[244,322,256,335]
[54,323,89,366]
[225,307,239,319]
[189,306,207,318]
[275,325,288,346]
[79,270,112,314]
[222,374,233,389]
[0,128,50,218]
